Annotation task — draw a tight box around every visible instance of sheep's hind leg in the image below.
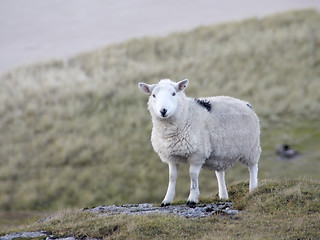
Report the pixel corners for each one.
[161,163,179,207]
[187,164,202,206]
[215,171,229,199]
[248,163,258,192]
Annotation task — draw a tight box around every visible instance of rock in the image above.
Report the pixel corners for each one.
[0,231,89,240]
[0,231,48,240]
[88,202,239,218]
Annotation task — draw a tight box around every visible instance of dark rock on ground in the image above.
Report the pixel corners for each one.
[88,202,239,218]
[0,231,78,240]
[0,231,88,240]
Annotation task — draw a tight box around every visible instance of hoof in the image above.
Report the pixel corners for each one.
[186,201,197,208]
[161,202,171,207]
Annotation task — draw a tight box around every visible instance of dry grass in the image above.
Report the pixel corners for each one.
[3,180,320,239]
[0,9,319,215]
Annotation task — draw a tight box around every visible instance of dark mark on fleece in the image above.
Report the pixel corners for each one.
[195,99,211,112]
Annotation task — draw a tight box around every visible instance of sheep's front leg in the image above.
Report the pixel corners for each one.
[215,171,229,199]
[187,164,202,206]
[161,163,179,207]
[248,163,258,192]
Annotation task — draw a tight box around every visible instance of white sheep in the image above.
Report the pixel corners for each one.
[138,79,261,206]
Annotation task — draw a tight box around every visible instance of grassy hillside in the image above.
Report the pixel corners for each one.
[2,180,320,239]
[0,9,319,215]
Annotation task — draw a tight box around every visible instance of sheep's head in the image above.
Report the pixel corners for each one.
[138,79,188,119]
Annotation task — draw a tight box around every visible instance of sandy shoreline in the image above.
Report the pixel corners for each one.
[0,0,319,75]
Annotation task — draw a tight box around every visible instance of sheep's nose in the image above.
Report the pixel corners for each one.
[160,108,167,117]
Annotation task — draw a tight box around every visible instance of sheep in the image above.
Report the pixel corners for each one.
[138,79,261,206]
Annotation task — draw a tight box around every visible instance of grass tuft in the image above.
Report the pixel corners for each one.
[2,179,319,239]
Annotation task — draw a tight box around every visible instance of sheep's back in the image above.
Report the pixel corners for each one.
[199,96,260,170]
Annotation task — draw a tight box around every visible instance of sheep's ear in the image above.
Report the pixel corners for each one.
[176,79,189,92]
[138,82,156,94]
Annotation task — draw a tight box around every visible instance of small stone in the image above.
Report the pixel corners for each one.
[222,208,239,215]
[205,207,213,212]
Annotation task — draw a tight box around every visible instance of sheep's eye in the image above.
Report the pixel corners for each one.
[152,94,156,98]
[172,92,176,96]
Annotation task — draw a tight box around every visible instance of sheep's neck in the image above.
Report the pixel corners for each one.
[161,122,188,137]
[153,97,190,138]
[157,112,190,139]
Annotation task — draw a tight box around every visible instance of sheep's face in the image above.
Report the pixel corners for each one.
[150,84,178,119]
[139,79,188,119]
